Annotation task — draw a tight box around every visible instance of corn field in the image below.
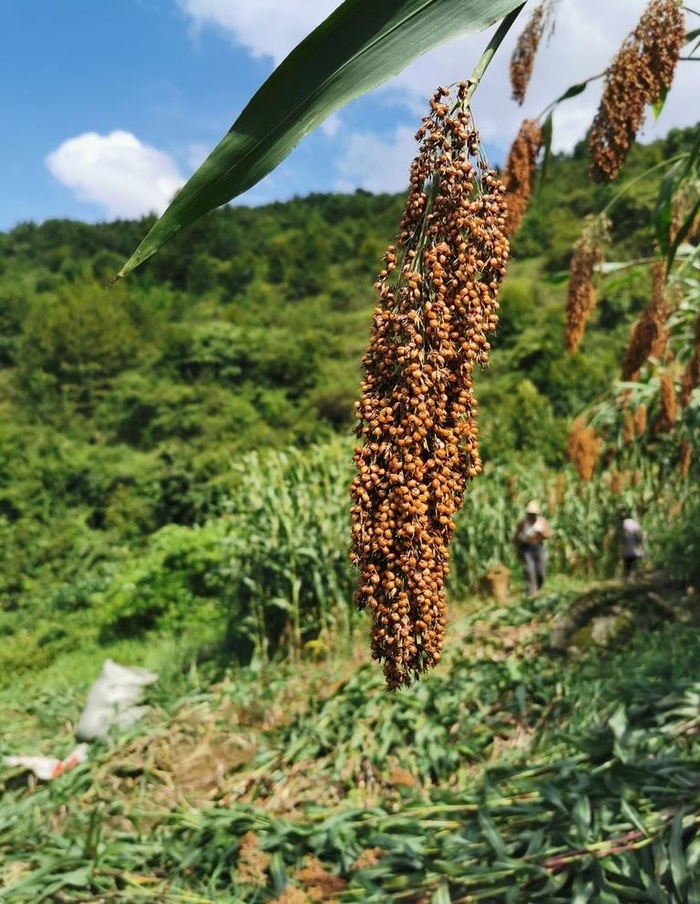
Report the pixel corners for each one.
[96,438,699,663]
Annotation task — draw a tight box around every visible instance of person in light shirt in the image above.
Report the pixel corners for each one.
[619,508,644,581]
[514,500,551,597]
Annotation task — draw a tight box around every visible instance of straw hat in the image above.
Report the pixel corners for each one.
[525,500,541,515]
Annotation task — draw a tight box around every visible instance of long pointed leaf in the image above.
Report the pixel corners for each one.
[117,0,525,278]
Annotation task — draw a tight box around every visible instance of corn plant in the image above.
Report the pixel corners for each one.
[93,436,696,662]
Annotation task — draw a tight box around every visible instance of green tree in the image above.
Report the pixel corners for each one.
[18,280,141,407]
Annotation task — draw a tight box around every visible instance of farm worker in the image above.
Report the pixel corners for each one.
[619,508,644,581]
[514,500,551,597]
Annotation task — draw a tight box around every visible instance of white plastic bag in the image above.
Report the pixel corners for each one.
[4,743,89,780]
[75,659,158,741]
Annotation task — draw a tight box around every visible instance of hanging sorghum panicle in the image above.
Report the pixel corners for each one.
[670,179,700,248]
[350,83,509,689]
[504,119,543,236]
[609,469,624,494]
[588,0,685,183]
[622,409,636,447]
[566,417,602,482]
[621,262,671,380]
[653,371,678,434]
[680,311,700,406]
[510,1,555,105]
[634,404,648,437]
[565,216,610,353]
[679,441,692,477]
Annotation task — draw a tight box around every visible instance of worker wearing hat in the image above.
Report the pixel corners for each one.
[514,500,551,597]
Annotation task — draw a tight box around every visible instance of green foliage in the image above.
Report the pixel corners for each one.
[0,127,696,675]
[3,436,681,677]
[118,0,526,276]
[0,597,697,903]
[657,486,700,588]
[17,280,142,407]
[98,522,227,640]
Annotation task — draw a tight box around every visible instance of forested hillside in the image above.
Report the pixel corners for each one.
[0,125,696,667]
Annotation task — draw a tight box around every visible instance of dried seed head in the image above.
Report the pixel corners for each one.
[634,404,648,437]
[236,833,270,888]
[565,216,611,353]
[566,417,602,482]
[350,83,509,689]
[622,410,636,447]
[504,119,543,236]
[268,887,310,904]
[680,311,700,406]
[678,441,692,477]
[653,371,678,434]
[609,468,624,494]
[669,177,700,248]
[589,0,685,182]
[510,1,556,105]
[294,856,347,899]
[621,262,671,380]
[352,848,383,870]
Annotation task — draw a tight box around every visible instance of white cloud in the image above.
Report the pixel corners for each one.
[321,113,342,139]
[335,127,415,195]
[178,0,337,65]
[186,141,211,170]
[46,131,184,219]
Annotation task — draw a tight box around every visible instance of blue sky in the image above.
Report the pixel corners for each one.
[2,0,697,231]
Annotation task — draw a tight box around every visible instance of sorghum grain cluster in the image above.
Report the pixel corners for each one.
[566,417,602,482]
[588,0,685,182]
[510,1,555,105]
[235,833,270,888]
[679,441,692,477]
[504,119,543,236]
[634,404,648,437]
[670,178,700,247]
[622,409,636,447]
[621,262,671,380]
[653,371,678,434]
[565,216,610,353]
[680,311,700,406]
[350,83,509,689]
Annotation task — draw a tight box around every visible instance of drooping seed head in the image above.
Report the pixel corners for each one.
[679,311,700,406]
[653,371,678,434]
[350,83,509,689]
[510,1,556,105]
[588,0,685,182]
[565,216,611,354]
[566,417,602,482]
[503,119,543,236]
[621,262,672,381]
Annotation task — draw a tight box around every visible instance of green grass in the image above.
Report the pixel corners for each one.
[1,585,698,903]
